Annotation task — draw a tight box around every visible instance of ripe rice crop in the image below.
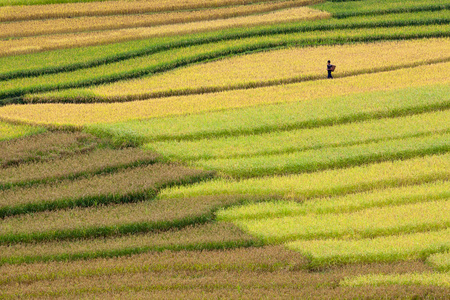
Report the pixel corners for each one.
[1,1,320,38]
[0,6,329,57]
[0,222,259,265]
[341,272,450,288]
[232,198,450,243]
[0,261,442,299]
[427,252,450,272]
[0,147,160,189]
[3,63,449,127]
[217,180,450,222]
[0,131,98,168]
[0,121,44,141]
[0,245,301,283]
[0,193,248,244]
[99,84,450,145]
[146,110,450,161]
[159,153,450,200]
[16,23,450,102]
[0,0,314,20]
[87,38,450,99]
[0,163,212,219]
[1,9,448,81]
[195,132,450,178]
[0,41,229,100]
[286,228,450,268]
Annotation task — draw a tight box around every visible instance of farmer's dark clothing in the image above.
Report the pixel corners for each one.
[327,64,333,79]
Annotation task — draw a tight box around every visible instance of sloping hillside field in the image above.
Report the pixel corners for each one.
[0,0,449,298]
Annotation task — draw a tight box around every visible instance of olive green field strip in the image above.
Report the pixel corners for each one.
[1,259,441,300]
[89,84,450,146]
[0,131,99,168]
[217,180,450,222]
[0,193,248,244]
[0,245,303,283]
[146,109,450,161]
[0,1,320,38]
[49,37,450,103]
[4,21,450,104]
[341,272,450,289]
[1,9,449,83]
[0,147,160,189]
[0,222,259,265]
[0,121,45,141]
[194,132,450,178]
[159,153,450,200]
[427,252,450,272]
[0,162,212,219]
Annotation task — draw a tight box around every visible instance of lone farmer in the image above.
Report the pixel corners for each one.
[327,60,334,79]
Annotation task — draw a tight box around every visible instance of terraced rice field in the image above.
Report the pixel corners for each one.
[0,0,449,298]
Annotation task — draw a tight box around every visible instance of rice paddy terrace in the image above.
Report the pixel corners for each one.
[0,0,449,298]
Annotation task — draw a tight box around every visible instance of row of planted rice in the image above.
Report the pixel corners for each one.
[1,1,449,101]
[1,0,450,297]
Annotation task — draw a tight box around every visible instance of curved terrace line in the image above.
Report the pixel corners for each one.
[0,10,448,81]
[20,57,450,105]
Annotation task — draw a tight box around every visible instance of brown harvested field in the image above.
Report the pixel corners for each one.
[0,6,329,57]
[0,131,99,168]
[0,1,318,38]
[0,0,322,21]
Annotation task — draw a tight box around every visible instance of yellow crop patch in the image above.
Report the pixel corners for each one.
[0,6,329,56]
[1,62,448,127]
[91,38,450,99]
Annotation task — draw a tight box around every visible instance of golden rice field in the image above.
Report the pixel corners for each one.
[2,62,449,127]
[0,6,328,57]
[0,0,449,298]
[86,38,450,99]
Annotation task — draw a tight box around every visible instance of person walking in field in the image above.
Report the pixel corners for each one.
[327,60,335,79]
